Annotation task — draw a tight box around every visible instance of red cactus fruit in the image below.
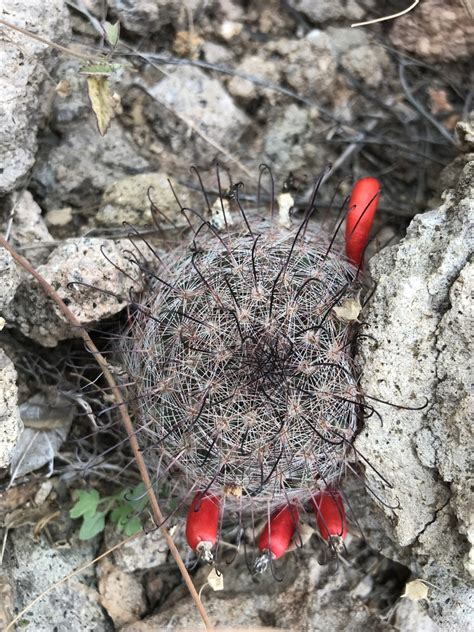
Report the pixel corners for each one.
[345,177,381,268]
[186,493,220,563]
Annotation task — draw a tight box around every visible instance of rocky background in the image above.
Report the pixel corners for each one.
[0,0,473,630]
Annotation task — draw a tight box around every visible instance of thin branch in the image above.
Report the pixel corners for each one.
[399,62,456,146]
[0,17,105,63]
[0,235,214,632]
[351,0,420,28]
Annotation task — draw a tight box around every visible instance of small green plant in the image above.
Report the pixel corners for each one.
[69,483,149,540]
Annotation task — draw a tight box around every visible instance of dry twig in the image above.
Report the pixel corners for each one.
[0,234,214,631]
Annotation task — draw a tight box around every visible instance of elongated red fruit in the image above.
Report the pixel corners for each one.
[186,493,220,563]
[345,177,381,268]
[258,504,300,560]
[312,490,347,548]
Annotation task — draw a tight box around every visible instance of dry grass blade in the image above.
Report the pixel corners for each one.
[351,0,420,27]
[0,234,214,631]
[5,531,143,631]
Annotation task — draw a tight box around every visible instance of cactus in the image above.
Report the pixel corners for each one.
[115,168,379,565]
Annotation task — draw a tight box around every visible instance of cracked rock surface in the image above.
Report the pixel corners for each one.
[0,348,23,469]
[356,160,473,628]
[0,0,70,194]
[9,526,111,631]
[2,237,145,346]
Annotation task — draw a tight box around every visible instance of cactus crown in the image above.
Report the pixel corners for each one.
[119,178,363,513]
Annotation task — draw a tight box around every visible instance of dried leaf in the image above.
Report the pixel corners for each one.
[172,30,203,58]
[55,79,72,98]
[333,296,362,322]
[403,579,429,602]
[0,481,39,515]
[33,510,60,537]
[5,505,52,530]
[20,390,74,430]
[34,480,54,506]
[427,88,453,115]
[87,76,115,136]
[207,567,224,591]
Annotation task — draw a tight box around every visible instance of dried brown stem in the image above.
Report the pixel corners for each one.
[0,16,105,63]
[0,235,214,631]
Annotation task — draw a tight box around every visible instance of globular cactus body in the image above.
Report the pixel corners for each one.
[118,172,380,564]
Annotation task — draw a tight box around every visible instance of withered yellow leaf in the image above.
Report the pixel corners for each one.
[86,75,115,136]
[333,295,362,322]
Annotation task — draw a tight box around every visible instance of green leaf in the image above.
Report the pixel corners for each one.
[79,511,106,540]
[110,503,133,531]
[123,516,142,536]
[128,483,149,512]
[70,489,101,519]
[103,20,120,48]
[86,75,115,136]
[79,62,116,76]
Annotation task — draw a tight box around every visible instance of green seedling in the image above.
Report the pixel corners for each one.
[70,483,149,540]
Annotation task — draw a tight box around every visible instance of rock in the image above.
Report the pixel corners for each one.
[394,598,439,632]
[325,26,370,56]
[108,0,202,35]
[263,104,322,173]
[9,527,111,631]
[3,237,144,346]
[219,19,243,41]
[340,44,391,88]
[143,65,250,150]
[0,247,21,310]
[390,0,474,62]
[202,41,234,66]
[97,172,188,228]
[270,31,337,100]
[0,0,70,195]
[456,118,474,153]
[432,260,473,574]
[45,206,73,228]
[6,190,53,266]
[103,523,168,572]
[0,349,23,469]
[50,60,92,126]
[286,0,373,24]
[33,119,150,211]
[227,55,279,103]
[123,547,400,631]
[98,559,146,628]
[356,161,474,627]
